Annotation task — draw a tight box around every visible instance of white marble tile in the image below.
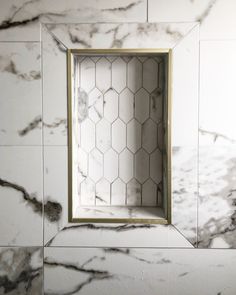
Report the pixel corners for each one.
[0,42,41,145]
[81,178,96,206]
[96,118,111,153]
[80,118,96,152]
[111,178,126,205]
[45,248,236,294]
[198,146,236,248]
[42,25,67,145]
[96,178,110,206]
[127,57,142,93]
[119,149,134,183]
[148,0,236,39]
[104,149,119,182]
[142,119,158,153]
[111,119,126,153]
[127,119,142,153]
[150,149,162,184]
[119,88,134,123]
[88,149,103,183]
[80,57,95,92]
[0,147,43,246]
[112,57,127,93]
[45,22,197,50]
[104,89,119,123]
[134,149,149,184]
[88,88,103,123]
[200,41,236,146]
[96,57,111,93]
[0,0,147,41]
[0,247,43,294]
[127,178,141,205]
[134,88,149,124]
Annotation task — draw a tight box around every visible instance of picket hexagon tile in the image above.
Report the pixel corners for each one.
[96,57,111,93]
[80,57,95,92]
[80,118,95,152]
[142,119,158,153]
[112,119,126,153]
[150,88,163,123]
[143,58,158,93]
[104,149,118,182]
[119,88,134,123]
[135,88,149,124]
[142,179,157,206]
[104,89,118,122]
[127,119,141,153]
[127,178,141,206]
[88,87,103,123]
[88,148,103,183]
[112,57,126,93]
[96,118,111,153]
[134,149,149,184]
[111,178,126,205]
[80,178,95,205]
[119,149,134,183]
[96,178,110,205]
[150,149,162,184]
[127,57,142,93]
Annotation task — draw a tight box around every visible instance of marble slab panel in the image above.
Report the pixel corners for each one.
[198,146,236,248]
[0,42,41,145]
[0,0,147,41]
[44,247,236,295]
[0,147,43,246]
[148,0,236,39]
[200,41,236,146]
[0,247,43,295]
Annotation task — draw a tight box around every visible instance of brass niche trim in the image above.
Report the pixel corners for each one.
[67,48,172,224]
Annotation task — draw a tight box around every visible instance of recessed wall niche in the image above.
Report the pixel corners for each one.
[68,49,171,224]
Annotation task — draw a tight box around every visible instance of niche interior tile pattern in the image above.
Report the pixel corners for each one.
[76,55,165,209]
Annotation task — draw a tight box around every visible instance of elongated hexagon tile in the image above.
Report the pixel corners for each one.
[119,88,134,123]
[80,57,95,92]
[88,148,103,183]
[80,178,95,205]
[112,119,126,153]
[150,149,162,184]
[127,178,142,205]
[158,122,164,151]
[143,58,158,93]
[78,88,89,122]
[104,89,118,122]
[96,178,110,206]
[127,57,142,93]
[127,119,142,153]
[96,118,111,153]
[96,57,111,93]
[142,119,158,153]
[135,88,149,123]
[88,87,103,123]
[119,149,134,183]
[111,178,126,205]
[150,88,163,123]
[142,179,157,206]
[134,149,149,183]
[112,57,126,93]
[80,118,95,152]
[104,149,118,182]
[78,147,88,180]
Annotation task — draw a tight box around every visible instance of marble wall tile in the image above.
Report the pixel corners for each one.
[148,0,236,39]
[0,42,41,145]
[44,247,236,295]
[0,0,147,41]
[200,41,236,146]
[0,247,43,295]
[198,146,236,248]
[0,147,43,246]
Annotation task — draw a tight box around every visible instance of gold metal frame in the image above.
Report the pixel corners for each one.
[67,48,172,224]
